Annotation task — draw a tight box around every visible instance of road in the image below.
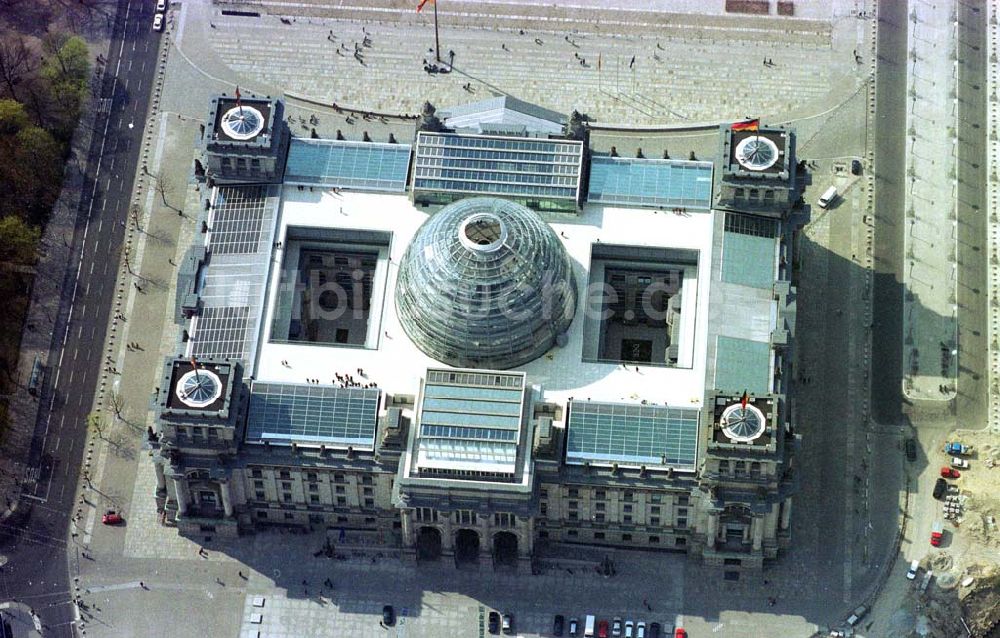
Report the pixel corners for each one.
[0,0,161,634]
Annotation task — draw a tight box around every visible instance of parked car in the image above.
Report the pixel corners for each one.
[851,159,863,175]
[846,604,868,626]
[568,617,579,636]
[502,612,513,634]
[382,605,395,627]
[931,521,944,547]
[488,611,500,634]
[933,478,947,499]
[940,466,961,479]
[906,559,919,580]
[905,438,917,462]
[674,629,688,638]
[625,620,634,638]
[598,619,610,638]
[648,622,661,638]
[944,442,973,456]
[636,621,646,638]
[951,457,969,469]
[152,13,163,31]
[156,0,166,11]
[612,617,623,637]
[553,614,565,636]
[101,510,123,525]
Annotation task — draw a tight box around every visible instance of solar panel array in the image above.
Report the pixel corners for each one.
[566,400,699,469]
[191,306,250,360]
[587,156,713,209]
[246,383,381,446]
[284,139,412,192]
[412,132,583,201]
[208,184,270,255]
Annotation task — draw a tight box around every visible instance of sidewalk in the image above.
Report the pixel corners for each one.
[901,0,961,402]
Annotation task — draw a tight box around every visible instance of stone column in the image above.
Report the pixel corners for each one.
[780,498,793,530]
[400,510,413,547]
[174,476,191,516]
[706,512,718,549]
[751,516,763,551]
[154,461,167,495]
[220,480,233,518]
[441,517,454,552]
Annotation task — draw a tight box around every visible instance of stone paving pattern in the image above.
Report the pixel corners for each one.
[988,1,1000,432]
[901,0,961,401]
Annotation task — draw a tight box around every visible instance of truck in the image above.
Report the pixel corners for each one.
[944,442,973,456]
[951,457,970,469]
[931,521,944,547]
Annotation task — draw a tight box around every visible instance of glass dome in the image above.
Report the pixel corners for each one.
[220,105,264,140]
[396,197,577,370]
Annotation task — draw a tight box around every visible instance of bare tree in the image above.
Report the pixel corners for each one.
[0,32,36,101]
[109,389,125,420]
[154,171,173,209]
[86,412,107,441]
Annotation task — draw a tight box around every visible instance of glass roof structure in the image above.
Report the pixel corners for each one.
[412,132,584,204]
[284,139,412,192]
[395,197,577,370]
[734,136,779,171]
[220,105,265,140]
[191,184,280,363]
[721,230,777,289]
[587,156,714,209]
[246,382,381,447]
[566,400,699,469]
[713,336,771,396]
[415,369,525,476]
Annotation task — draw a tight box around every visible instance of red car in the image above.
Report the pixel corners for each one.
[940,466,960,479]
[598,619,609,638]
[675,630,687,638]
[102,510,123,525]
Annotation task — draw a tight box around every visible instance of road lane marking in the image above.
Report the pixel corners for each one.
[81,506,97,545]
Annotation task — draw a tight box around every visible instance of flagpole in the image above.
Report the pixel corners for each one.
[433,0,441,63]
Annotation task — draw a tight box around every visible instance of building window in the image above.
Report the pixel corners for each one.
[678,494,689,506]
[568,487,579,498]
[650,535,660,544]
[623,504,633,513]
[251,469,263,478]
[337,515,348,523]
[282,482,292,491]
[623,491,634,502]
[539,530,549,539]
[364,517,376,525]
[540,503,548,516]
[334,474,345,484]
[337,497,347,506]
[308,483,319,493]
[734,187,745,199]
[623,515,633,524]
[279,470,291,480]
[494,513,515,528]
[363,487,373,496]
[750,462,762,478]
[256,510,268,519]
[254,480,265,489]
[568,501,578,510]
[207,428,218,439]
[255,490,265,500]
[594,513,605,523]
[734,461,747,477]
[594,489,606,500]
[622,534,632,542]
[364,498,375,508]
[650,517,660,526]
[457,510,476,525]
[310,495,320,504]
[192,427,205,441]
[335,486,345,494]
[718,461,730,475]
[306,472,318,482]
[677,518,687,528]
[593,532,605,540]
[283,512,294,520]
[595,503,605,512]
[675,537,687,547]
[416,507,437,522]
[650,506,660,515]
[567,530,578,538]
[568,511,578,521]
[393,521,401,529]
[251,158,261,167]
[650,493,662,504]
[361,475,374,485]
[282,492,292,502]
[677,508,688,517]
[539,488,548,499]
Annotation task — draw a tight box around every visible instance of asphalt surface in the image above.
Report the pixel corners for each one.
[0,0,161,634]
[870,0,908,425]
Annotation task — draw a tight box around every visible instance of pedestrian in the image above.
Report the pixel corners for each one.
[139,581,145,589]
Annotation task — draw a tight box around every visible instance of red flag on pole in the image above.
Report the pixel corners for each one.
[740,390,749,410]
[416,0,433,12]
[235,86,243,115]
[731,118,760,132]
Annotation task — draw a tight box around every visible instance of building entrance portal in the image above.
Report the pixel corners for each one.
[416,526,442,561]
[454,528,480,564]
[493,531,518,567]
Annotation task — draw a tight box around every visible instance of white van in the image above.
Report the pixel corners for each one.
[817,186,838,209]
[584,615,596,637]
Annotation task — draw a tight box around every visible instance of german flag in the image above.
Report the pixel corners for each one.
[417,0,433,11]
[732,118,760,132]
[740,389,749,410]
